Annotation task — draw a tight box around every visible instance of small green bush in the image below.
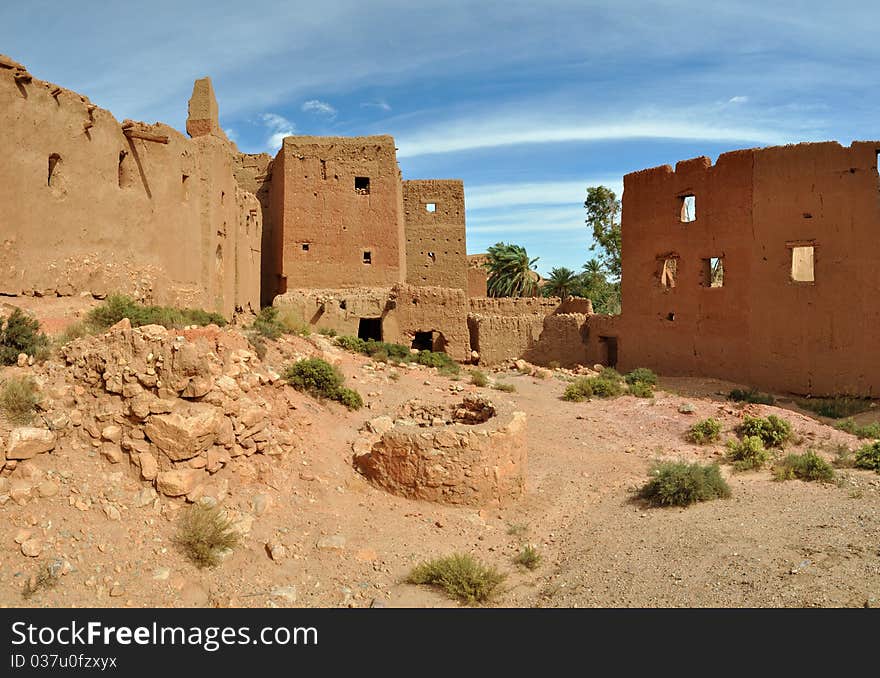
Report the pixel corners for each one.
[738,414,791,448]
[854,442,880,472]
[589,375,624,398]
[87,294,226,331]
[562,377,593,402]
[628,381,654,398]
[470,370,489,387]
[513,545,542,571]
[251,307,284,340]
[335,387,364,411]
[726,435,771,471]
[797,396,872,419]
[371,349,389,363]
[176,503,240,568]
[493,382,516,393]
[638,461,731,507]
[407,553,505,605]
[625,367,658,386]
[416,350,459,373]
[834,418,880,439]
[598,366,622,380]
[283,358,362,410]
[773,451,835,482]
[728,388,775,405]
[0,309,49,365]
[0,376,40,425]
[335,335,367,353]
[364,340,411,362]
[318,327,338,337]
[687,418,722,445]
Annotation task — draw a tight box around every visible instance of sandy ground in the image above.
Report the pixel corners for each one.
[1,312,879,609]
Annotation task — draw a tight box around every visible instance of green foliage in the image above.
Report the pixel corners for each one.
[628,381,654,398]
[87,294,226,332]
[687,418,722,445]
[797,396,873,419]
[0,309,49,365]
[562,377,593,402]
[513,545,542,571]
[0,376,40,425]
[580,258,621,315]
[726,435,771,471]
[407,554,505,605]
[542,267,581,302]
[283,358,362,410]
[335,335,367,353]
[773,451,835,482]
[318,327,337,337]
[364,340,412,362]
[589,375,624,398]
[470,370,489,387]
[834,418,880,439]
[493,382,516,393]
[485,242,539,298]
[728,388,775,405]
[176,503,240,568]
[585,186,622,279]
[625,368,657,386]
[738,415,791,448]
[251,306,284,340]
[854,442,880,472]
[55,321,91,346]
[416,350,459,372]
[638,461,731,507]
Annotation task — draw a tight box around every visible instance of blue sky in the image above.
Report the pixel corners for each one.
[3,1,878,275]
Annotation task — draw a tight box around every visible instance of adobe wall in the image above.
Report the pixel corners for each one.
[467,314,546,365]
[468,266,487,297]
[522,313,591,367]
[616,141,880,396]
[233,153,279,306]
[273,136,406,290]
[272,287,391,337]
[403,180,468,290]
[0,56,261,318]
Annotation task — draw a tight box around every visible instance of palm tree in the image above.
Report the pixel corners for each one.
[485,242,540,298]
[542,267,581,302]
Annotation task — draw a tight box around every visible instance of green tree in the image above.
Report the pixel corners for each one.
[585,186,621,279]
[580,258,621,315]
[485,242,539,298]
[542,267,582,302]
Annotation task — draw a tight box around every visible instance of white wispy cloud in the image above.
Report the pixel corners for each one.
[259,112,295,151]
[361,100,392,112]
[727,96,749,104]
[466,180,624,211]
[301,99,337,117]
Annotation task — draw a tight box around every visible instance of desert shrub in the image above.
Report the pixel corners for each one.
[335,387,363,411]
[773,451,835,482]
[416,350,459,373]
[176,503,240,568]
[625,367,658,386]
[54,321,91,347]
[335,335,367,353]
[251,306,284,340]
[726,435,771,471]
[0,376,40,425]
[493,382,515,393]
[687,417,722,445]
[738,415,791,448]
[318,327,338,337]
[854,442,880,472]
[364,340,412,362]
[371,349,389,363]
[439,365,460,378]
[835,419,880,439]
[638,461,731,507]
[87,294,226,331]
[563,377,593,402]
[797,396,872,419]
[470,370,489,387]
[628,381,654,398]
[589,375,624,398]
[22,560,63,600]
[513,545,542,571]
[407,553,505,605]
[728,388,775,405]
[598,366,622,380]
[0,308,49,365]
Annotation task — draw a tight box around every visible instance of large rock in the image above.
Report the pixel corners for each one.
[144,404,223,461]
[156,469,204,497]
[6,427,57,460]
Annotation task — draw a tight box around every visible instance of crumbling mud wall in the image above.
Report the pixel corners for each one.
[522,314,591,367]
[615,141,880,396]
[233,153,277,307]
[403,180,468,291]
[353,396,527,506]
[273,136,407,290]
[0,56,261,318]
[385,284,471,361]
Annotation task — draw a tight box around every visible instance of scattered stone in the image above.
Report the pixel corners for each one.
[266,540,286,561]
[21,538,42,557]
[100,443,123,464]
[101,424,122,443]
[678,403,696,414]
[6,427,56,460]
[17,352,28,367]
[156,469,204,497]
[317,535,346,551]
[36,480,59,498]
[139,452,158,481]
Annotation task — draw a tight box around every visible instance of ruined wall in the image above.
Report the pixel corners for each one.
[523,314,591,367]
[0,56,260,318]
[403,180,468,290]
[616,141,880,395]
[233,153,278,306]
[467,314,546,365]
[272,287,391,337]
[273,136,406,290]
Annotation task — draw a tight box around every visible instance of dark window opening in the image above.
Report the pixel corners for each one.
[301,243,310,252]
[339,300,347,310]
[182,174,190,200]
[363,250,372,265]
[427,251,436,263]
[667,312,676,321]
[425,203,436,213]
[598,336,618,368]
[680,194,696,222]
[412,331,436,351]
[48,153,61,187]
[702,257,724,287]
[355,176,370,194]
[358,317,382,341]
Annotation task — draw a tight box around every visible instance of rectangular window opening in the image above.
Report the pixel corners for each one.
[301,243,310,252]
[680,194,696,222]
[362,250,372,265]
[358,317,382,341]
[355,176,370,194]
[790,245,815,282]
[425,202,436,213]
[702,257,724,287]
[412,331,436,351]
[659,256,678,288]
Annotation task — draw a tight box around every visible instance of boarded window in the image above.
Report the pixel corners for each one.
[355,177,370,194]
[790,245,815,282]
[680,195,696,222]
[659,257,678,288]
[702,257,724,287]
